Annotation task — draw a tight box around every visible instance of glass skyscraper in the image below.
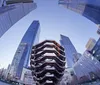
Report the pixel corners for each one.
[72,38,100,84]
[73,51,100,84]
[60,34,77,67]
[90,38,100,62]
[10,20,40,79]
[0,0,36,37]
[59,0,100,24]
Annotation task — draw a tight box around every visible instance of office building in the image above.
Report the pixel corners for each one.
[73,53,82,63]
[30,40,66,85]
[90,38,100,62]
[73,38,100,84]
[10,21,40,79]
[21,67,36,85]
[86,38,96,51]
[59,68,78,85]
[4,64,11,79]
[68,38,100,84]
[73,51,100,84]
[59,0,100,25]
[60,34,77,67]
[0,0,36,37]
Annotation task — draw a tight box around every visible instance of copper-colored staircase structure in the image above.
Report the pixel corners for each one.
[30,40,66,85]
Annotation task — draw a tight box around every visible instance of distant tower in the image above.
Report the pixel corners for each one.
[60,34,77,67]
[30,40,66,85]
[90,38,100,61]
[86,38,96,51]
[0,0,37,37]
[10,21,40,79]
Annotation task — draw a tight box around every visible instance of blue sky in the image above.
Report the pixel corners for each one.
[0,0,99,68]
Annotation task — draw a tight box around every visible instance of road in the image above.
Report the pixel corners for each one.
[0,81,11,85]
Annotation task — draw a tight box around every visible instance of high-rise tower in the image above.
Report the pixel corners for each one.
[0,0,37,37]
[72,38,100,84]
[73,51,100,84]
[90,38,100,62]
[59,0,100,25]
[10,20,40,79]
[60,34,77,67]
[86,38,96,51]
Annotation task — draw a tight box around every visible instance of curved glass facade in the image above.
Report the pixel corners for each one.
[10,21,40,78]
[59,0,100,24]
[60,34,77,68]
[0,1,37,37]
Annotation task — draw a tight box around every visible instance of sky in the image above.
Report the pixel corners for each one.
[0,0,99,68]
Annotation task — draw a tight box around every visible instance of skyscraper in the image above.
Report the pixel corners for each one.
[73,51,100,84]
[60,34,77,67]
[90,38,100,62]
[10,20,40,79]
[86,38,96,51]
[59,0,100,24]
[72,38,100,84]
[0,0,36,37]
